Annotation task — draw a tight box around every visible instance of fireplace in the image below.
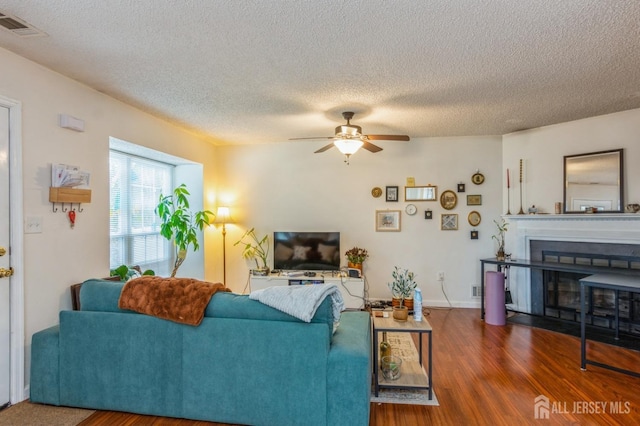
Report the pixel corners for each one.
[529,240,640,335]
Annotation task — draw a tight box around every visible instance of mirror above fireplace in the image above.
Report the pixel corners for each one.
[563,149,623,213]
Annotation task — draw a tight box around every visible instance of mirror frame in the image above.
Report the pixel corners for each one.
[405,185,437,201]
[563,149,624,214]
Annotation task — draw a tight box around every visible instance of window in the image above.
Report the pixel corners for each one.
[109,151,173,276]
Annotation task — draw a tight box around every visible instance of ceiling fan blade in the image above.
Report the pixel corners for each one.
[314,143,335,153]
[362,140,383,153]
[289,136,334,141]
[365,134,411,141]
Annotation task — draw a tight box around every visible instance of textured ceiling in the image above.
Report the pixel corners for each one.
[1,1,640,146]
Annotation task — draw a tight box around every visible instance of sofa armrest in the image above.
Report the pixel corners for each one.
[327,311,371,426]
[30,325,61,405]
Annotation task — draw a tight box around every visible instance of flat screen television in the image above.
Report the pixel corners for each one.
[273,232,341,271]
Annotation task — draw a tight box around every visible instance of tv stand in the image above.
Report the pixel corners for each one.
[249,271,365,310]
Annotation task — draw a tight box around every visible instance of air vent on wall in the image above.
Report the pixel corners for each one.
[0,11,47,37]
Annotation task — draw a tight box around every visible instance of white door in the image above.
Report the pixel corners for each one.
[0,104,10,408]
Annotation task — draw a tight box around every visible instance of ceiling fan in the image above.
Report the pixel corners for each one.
[289,112,410,164]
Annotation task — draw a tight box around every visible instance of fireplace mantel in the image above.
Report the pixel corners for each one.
[506,214,640,260]
[501,213,640,313]
[505,213,640,222]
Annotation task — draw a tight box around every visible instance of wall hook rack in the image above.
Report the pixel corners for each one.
[49,187,91,214]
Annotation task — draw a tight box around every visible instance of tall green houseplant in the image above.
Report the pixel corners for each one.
[156,184,214,277]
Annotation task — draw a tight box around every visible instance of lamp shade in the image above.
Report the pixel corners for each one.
[334,138,363,155]
[214,206,233,224]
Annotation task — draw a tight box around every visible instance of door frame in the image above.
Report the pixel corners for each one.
[0,95,24,404]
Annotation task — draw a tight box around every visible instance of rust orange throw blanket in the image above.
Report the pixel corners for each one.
[118,276,230,326]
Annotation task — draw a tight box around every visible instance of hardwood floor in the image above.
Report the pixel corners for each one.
[80,308,640,425]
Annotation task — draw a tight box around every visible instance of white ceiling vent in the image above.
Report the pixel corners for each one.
[0,11,47,37]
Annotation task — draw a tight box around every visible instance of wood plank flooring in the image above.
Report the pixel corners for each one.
[79,308,640,425]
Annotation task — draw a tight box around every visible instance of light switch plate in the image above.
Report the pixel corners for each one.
[25,216,43,233]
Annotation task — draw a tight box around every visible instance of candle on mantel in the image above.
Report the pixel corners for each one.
[507,169,510,188]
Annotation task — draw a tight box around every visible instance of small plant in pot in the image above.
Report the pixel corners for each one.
[388,266,417,321]
[234,228,270,275]
[110,265,155,281]
[492,218,509,261]
[345,246,369,272]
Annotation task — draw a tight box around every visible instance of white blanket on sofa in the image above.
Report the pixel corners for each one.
[249,284,344,323]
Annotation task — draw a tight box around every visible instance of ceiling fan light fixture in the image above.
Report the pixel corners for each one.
[334,138,363,155]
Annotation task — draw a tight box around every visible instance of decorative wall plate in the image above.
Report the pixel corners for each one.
[440,190,457,210]
[471,171,485,185]
[371,187,383,198]
[468,210,481,226]
[405,204,417,215]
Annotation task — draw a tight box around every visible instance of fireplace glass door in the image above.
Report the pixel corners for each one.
[544,270,640,335]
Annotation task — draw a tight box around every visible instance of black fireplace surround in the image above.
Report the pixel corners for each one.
[530,240,640,336]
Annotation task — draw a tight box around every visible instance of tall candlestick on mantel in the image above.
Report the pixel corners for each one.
[519,159,523,182]
[506,168,512,215]
[518,159,525,214]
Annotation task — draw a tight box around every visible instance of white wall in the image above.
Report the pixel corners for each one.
[502,108,640,251]
[502,108,640,215]
[217,136,503,306]
[0,47,219,388]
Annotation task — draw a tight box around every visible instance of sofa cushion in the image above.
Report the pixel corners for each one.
[208,292,335,326]
[80,279,132,313]
[80,279,335,332]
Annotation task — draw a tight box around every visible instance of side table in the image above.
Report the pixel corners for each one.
[373,315,433,399]
[579,273,640,378]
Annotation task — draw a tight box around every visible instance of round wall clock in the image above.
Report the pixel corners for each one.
[371,187,383,198]
[405,204,417,215]
[471,171,485,185]
[468,210,481,226]
[440,190,457,210]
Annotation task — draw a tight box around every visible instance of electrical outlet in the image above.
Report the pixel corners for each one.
[437,271,445,281]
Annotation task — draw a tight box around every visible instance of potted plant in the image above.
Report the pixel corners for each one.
[492,219,509,261]
[155,184,214,277]
[234,228,270,275]
[110,265,154,281]
[388,266,417,321]
[345,246,369,272]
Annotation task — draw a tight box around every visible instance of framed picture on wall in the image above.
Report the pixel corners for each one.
[441,214,458,230]
[440,190,458,210]
[376,210,401,232]
[467,194,482,206]
[386,186,399,202]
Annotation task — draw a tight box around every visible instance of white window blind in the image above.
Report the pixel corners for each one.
[109,151,173,276]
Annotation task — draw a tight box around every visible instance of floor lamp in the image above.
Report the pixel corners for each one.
[214,206,233,286]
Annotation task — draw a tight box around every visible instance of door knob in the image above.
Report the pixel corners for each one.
[0,247,5,256]
[0,267,13,278]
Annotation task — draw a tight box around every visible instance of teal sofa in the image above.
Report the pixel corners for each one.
[30,279,371,425]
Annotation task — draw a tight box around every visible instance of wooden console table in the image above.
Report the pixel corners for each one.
[579,274,640,378]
